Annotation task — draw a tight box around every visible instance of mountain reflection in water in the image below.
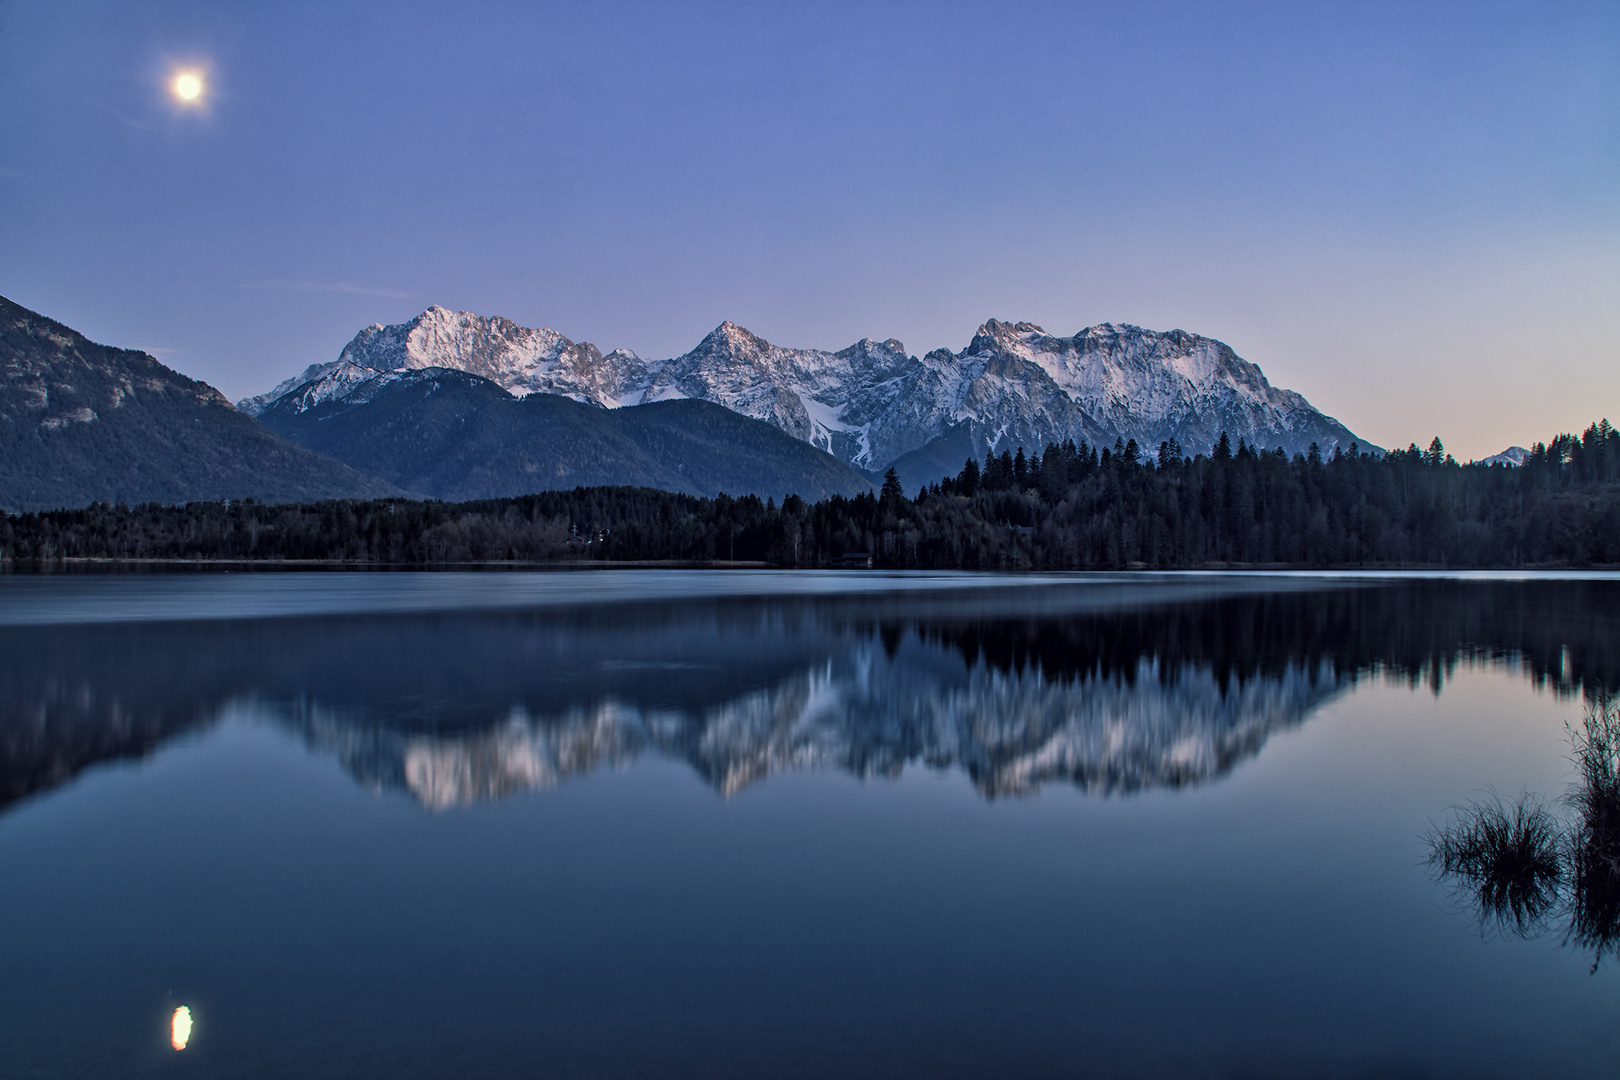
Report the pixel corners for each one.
[2,576,1616,812]
[290,651,1344,806]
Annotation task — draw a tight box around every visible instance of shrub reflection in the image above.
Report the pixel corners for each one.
[1428,695,1620,968]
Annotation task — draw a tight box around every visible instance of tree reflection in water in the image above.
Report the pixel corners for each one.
[1428,695,1620,969]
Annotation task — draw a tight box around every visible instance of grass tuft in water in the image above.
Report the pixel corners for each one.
[1427,790,1563,937]
[1566,693,1620,966]
[1427,693,1620,968]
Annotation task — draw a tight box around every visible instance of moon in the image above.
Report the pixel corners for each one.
[170,1005,193,1050]
[172,72,204,103]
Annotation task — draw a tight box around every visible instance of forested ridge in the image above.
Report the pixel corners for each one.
[3,422,1617,570]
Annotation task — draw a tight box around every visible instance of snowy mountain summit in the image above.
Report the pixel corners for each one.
[240,307,1367,485]
[236,306,652,415]
[1474,446,1530,467]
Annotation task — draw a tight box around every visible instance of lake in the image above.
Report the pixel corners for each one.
[2,570,1617,1078]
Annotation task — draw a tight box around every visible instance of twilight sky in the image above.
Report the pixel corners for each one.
[2,1,1615,459]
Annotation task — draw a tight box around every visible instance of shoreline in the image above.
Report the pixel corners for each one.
[2,556,1617,573]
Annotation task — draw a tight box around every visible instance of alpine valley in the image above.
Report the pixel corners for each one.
[242,306,1372,494]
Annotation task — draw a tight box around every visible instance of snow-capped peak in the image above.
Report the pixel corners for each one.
[1475,446,1530,467]
[239,307,655,416]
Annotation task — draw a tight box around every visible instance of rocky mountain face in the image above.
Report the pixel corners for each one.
[242,306,1369,490]
[257,366,875,502]
[0,295,398,512]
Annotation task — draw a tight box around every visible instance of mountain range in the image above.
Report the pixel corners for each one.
[242,305,1372,492]
[256,366,873,501]
[4,294,1385,512]
[0,296,869,510]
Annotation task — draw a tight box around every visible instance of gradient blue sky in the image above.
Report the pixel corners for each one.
[2,1,1615,458]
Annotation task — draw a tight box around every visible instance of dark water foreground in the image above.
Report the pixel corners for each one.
[1,571,1617,1078]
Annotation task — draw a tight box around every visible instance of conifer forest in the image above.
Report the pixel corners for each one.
[4,422,1617,570]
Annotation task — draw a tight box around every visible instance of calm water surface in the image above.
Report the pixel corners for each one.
[1,571,1617,1078]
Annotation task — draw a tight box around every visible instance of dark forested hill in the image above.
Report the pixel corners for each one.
[0,295,398,511]
[257,367,874,502]
[4,423,1615,569]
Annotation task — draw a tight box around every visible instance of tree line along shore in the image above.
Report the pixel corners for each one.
[3,422,1617,571]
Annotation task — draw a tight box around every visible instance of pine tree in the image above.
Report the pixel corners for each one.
[956,458,980,496]
[880,468,906,508]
